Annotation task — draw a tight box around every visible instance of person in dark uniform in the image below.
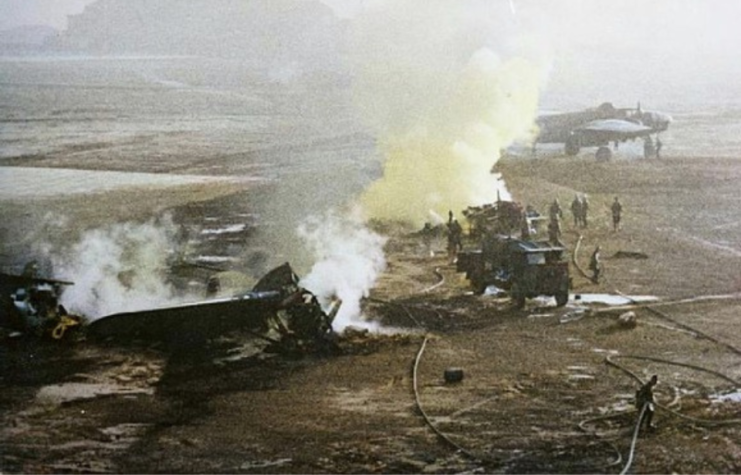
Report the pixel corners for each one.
[581,195,590,228]
[655,137,663,159]
[549,198,563,222]
[548,215,562,244]
[421,222,434,256]
[447,211,463,262]
[611,196,623,232]
[571,194,582,227]
[635,374,659,431]
[589,245,602,283]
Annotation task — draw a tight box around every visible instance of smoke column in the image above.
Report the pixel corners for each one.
[349,0,544,226]
[52,215,189,319]
[297,208,387,332]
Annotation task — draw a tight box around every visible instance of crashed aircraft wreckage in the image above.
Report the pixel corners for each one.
[87,263,341,354]
[1,262,341,355]
[0,266,84,340]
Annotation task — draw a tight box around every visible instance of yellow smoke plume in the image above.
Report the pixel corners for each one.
[352,1,543,227]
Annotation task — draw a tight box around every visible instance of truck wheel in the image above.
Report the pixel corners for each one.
[596,146,612,162]
[511,284,526,309]
[565,136,580,156]
[555,291,569,307]
[471,277,487,295]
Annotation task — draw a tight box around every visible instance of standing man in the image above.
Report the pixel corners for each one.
[581,195,590,228]
[589,245,602,283]
[644,136,655,159]
[571,194,582,228]
[548,215,562,245]
[655,137,663,159]
[635,374,659,432]
[447,211,463,263]
[611,196,623,232]
[549,198,563,223]
[421,222,434,257]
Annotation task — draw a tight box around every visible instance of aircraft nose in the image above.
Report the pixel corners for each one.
[643,111,672,131]
[656,112,673,124]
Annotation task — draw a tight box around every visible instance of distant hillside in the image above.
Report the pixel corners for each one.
[48,0,346,70]
[0,25,58,54]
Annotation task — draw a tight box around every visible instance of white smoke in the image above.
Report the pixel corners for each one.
[348,0,546,226]
[297,208,387,332]
[53,215,189,319]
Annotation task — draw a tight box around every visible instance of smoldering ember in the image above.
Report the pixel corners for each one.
[1,1,740,474]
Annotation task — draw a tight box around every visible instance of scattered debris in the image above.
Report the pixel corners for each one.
[0,267,85,341]
[617,311,638,328]
[444,367,464,384]
[611,250,649,259]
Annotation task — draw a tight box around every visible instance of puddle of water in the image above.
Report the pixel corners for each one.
[483,285,506,296]
[568,374,595,381]
[240,458,292,470]
[528,313,554,319]
[573,294,659,305]
[200,224,247,235]
[0,167,243,199]
[591,348,619,355]
[710,390,741,403]
[35,382,153,406]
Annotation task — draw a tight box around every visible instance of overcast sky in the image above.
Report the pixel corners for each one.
[2,0,737,85]
[0,0,360,30]
[3,0,738,57]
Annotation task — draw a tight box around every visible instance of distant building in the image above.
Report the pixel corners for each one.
[49,0,346,73]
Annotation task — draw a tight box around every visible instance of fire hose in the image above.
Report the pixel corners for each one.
[572,233,741,473]
[376,267,622,470]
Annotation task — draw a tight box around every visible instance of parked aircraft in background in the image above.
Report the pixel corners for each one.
[534,102,672,160]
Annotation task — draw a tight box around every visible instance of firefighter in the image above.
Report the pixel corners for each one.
[548,214,562,245]
[549,198,563,222]
[421,222,434,256]
[611,196,623,232]
[589,245,602,283]
[571,194,582,227]
[447,219,463,256]
[635,374,659,432]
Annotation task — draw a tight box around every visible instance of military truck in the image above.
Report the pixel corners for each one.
[457,233,571,308]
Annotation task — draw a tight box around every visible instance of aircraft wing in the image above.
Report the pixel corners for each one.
[86,291,284,343]
[574,119,654,142]
[577,119,651,134]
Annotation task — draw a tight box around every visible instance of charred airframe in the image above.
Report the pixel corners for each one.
[534,102,672,160]
[87,263,340,353]
[0,265,83,340]
[1,262,340,355]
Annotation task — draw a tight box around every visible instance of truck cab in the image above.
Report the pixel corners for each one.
[457,236,571,308]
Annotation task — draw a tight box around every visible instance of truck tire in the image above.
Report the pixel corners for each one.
[471,277,487,295]
[511,283,526,309]
[565,136,580,156]
[596,146,612,162]
[555,291,569,307]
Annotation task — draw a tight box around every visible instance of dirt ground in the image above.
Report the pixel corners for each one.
[2,154,741,474]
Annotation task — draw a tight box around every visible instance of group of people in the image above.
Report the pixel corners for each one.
[644,136,663,159]
[438,201,659,435]
[556,194,625,282]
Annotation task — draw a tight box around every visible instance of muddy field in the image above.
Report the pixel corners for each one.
[2,154,741,474]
